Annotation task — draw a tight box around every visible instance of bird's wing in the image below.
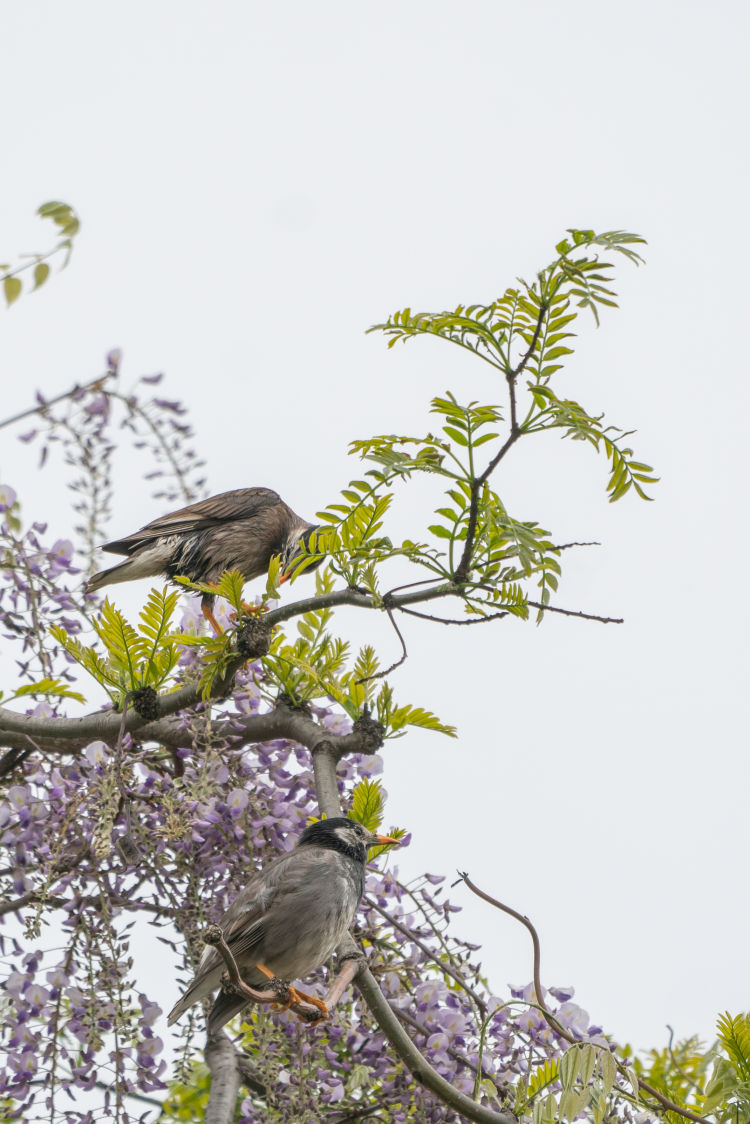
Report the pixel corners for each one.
[168,845,356,1027]
[193,845,301,976]
[101,488,282,555]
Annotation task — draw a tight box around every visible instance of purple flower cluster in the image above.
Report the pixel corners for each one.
[0,631,618,1124]
[0,509,81,686]
[15,368,207,573]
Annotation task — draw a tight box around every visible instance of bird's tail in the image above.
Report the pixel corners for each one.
[86,546,170,594]
[207,990,255,1036]
[167,973,218,1027]
[85,560,137,594]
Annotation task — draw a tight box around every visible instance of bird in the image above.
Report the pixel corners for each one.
[167,817,399,1035]
[86,487,322,630]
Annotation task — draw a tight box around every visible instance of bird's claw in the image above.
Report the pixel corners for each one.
[267,978,328,1024]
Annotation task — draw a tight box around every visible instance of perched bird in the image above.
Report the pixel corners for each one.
[168,817,398,1035]
[86,487,321,630]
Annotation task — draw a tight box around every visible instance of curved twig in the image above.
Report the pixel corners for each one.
[457,872,711,1124]
[355,602,408,685]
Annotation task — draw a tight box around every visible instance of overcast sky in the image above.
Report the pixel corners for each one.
[1,1,748,1055]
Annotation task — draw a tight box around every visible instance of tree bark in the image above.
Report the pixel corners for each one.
[204,1031,242,1124]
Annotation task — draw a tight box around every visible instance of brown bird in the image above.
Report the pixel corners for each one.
[86,487,321,630]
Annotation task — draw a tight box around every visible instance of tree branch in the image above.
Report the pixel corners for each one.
[202,923,323,1022]
[355,968,515,1124]
[526,601,623,625]
[364,894,487,1017]
[0,370,116,432]
[392,1003,502,1086]
[204,1031,242,1124]
[355,601,408,686]
[453,299,548,585]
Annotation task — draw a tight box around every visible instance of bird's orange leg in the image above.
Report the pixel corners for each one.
[200,592,223,634]
[201,603,223,634]
[255,963,329,1022]
[240,600,269,618]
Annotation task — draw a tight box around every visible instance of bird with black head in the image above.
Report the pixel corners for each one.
[86,487,323,631]
[167,817,399,1035]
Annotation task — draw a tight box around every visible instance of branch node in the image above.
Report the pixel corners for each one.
[352,712,385,752]
[236,616,272,659]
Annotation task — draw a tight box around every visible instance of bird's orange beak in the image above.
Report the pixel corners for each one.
[278,571,291,584]
[374,834,400,846]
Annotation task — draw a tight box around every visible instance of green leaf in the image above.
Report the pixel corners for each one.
[442,425,469,446]
[350,777,385,832]
[12,677,86,704]
[32,262,50,290]
[598,1049,617,1096]
[559,1047,580,1090]
[3,276,22,306]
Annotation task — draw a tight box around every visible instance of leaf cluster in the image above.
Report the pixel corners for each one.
[349,777,407,858]
[366,227,656,505]
[517,1042,625,1124]
[0,677,85,707]
[2,202,80,307]
[262,571,455,738]
[633,1014,750,1123]
[312,483,397,594]
[51,588,181,707]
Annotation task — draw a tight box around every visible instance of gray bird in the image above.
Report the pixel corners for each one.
[168,817,398,1034]
[86,487,321,630]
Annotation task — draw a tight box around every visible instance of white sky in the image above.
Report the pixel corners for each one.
[1,0,748,1057]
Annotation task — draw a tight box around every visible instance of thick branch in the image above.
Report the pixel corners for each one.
[0,579,619,764]
[204,1032,242,1124]
[355,967,514,1124]
[0,695,375,759]
[0,889,66,918]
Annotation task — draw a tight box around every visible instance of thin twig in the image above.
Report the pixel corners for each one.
[509,300,548,384]
[396,605,509,627]
[526,601,623,624]
[551,541,601,552]
[0,889,66,918]
[0,742,32,778]
[457,873,546,1025]
[355,602,408,685]
[202,924,322,1022]
[0,371,116,432]
[454,300,548,584]
[202,925,278,1004]
[667,1024,703,1093]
